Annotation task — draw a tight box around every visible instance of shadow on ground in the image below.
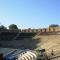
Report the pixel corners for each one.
[0,37,41,50]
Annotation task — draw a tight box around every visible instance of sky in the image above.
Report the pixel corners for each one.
[0,0,60,29]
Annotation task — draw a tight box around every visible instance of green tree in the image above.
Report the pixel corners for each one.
[0,25,7,30]
[49,24,59,28]
[9,24,18,30]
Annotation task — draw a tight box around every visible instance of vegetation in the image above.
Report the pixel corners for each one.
[9,24,18,30]
[0,24,59,30]
[49,24,59,28]
[0,25,7,30]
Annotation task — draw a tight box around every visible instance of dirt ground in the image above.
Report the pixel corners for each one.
[35,35,60,56]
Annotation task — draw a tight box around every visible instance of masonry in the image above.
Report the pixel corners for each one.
[0,27,60,33]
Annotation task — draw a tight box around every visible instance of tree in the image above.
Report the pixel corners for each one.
[0,25,7,30]
[49,24,59,28]
[9,24,18,30]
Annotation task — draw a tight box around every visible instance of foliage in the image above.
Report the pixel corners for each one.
[9,24,18,30]
[0,25,7,30]
[49,24,59,28]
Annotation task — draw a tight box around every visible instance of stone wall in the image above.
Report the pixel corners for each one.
[0,27,60,33]
[22,27,60,33]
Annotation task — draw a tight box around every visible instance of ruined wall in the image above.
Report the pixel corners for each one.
[21,27,60,33]
[0,27,60,33]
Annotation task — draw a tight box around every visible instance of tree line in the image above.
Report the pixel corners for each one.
[0,24,59,30]
[0,24,18,30]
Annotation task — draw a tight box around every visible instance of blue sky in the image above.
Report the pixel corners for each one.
[0,0,60,29]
